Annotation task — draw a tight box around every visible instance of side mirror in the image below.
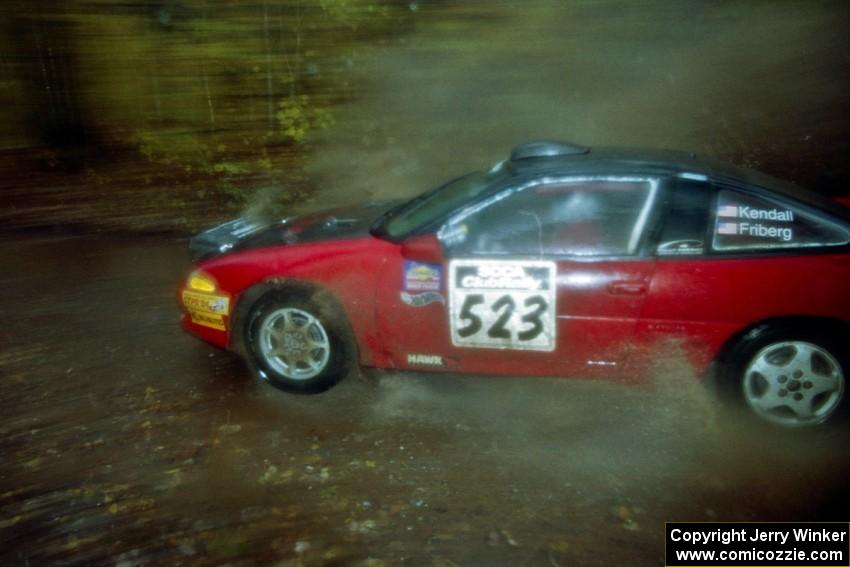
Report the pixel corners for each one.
[400,233,443,264]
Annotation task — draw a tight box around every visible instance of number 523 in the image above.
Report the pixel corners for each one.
[455,293,549,343]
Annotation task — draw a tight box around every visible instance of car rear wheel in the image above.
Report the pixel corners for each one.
[245,292,354,393]
[731,330,846,428]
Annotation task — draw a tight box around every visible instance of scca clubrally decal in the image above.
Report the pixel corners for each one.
[448,259,556,351]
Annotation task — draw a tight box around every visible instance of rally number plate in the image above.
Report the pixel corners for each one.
[448,259,556,351]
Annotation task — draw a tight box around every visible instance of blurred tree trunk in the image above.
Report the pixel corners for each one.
[263,1,274,134]
[14,2,91,147]
[200,0,215,130]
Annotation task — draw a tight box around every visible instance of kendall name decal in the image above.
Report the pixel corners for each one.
[718,204,794,222]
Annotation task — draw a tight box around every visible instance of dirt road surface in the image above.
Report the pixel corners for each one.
[2,234,848,566]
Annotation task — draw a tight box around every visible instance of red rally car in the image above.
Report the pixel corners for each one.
[179,142,850,428]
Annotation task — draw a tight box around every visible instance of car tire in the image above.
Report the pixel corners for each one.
[245,290,355,394]
[723,325,847,428]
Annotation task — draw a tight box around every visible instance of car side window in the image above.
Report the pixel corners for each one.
[440,178,656,257]
[655,179,712,256]
[712,189,850,251]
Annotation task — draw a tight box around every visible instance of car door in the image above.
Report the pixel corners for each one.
[376,175,661,378]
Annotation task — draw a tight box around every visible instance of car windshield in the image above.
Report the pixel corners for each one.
[375,171,498,240]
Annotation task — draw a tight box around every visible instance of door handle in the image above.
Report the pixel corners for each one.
[608,281,647,295]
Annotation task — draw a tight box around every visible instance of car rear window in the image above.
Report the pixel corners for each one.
[712,189,850,251]
[655,179,712,256]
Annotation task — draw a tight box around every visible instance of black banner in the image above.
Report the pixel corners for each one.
[666,522,849,566]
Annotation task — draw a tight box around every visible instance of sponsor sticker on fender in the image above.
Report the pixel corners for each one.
[449,259,556,351]
[182,290,230,331]
[403,260,442,291]
[406,353,460,368]
[189,311,227,331]
[400,291,446,307]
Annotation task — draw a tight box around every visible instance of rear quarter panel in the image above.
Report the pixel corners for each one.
[636,253,850,375]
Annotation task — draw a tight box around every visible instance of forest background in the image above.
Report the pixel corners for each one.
[1,1,848,233]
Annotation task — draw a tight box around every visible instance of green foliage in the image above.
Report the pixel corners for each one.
[2,0,411,149]
[319,0,392,28]
[277,95,334,142]
[0,0,413,229]
[211,162,249,175]
[219,180,253,207]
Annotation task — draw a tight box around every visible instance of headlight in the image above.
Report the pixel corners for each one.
[187,270,217,292]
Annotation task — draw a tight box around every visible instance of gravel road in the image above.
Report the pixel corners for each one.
[1,234,847,566]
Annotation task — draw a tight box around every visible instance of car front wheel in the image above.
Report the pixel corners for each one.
[735,334,846,427]
[246,293,354,393]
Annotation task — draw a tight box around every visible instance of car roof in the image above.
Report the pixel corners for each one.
[504,142,850,222]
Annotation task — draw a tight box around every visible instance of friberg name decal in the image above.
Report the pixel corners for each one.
[717,221,793,242]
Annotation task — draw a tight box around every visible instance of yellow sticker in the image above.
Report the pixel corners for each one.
[182,290,230,331]
[182,290,230,315]
[189,311,226,331]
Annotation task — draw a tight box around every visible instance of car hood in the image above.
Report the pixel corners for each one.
[189,199,403,262]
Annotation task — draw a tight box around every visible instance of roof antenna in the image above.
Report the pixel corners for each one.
[510,141,590,161]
